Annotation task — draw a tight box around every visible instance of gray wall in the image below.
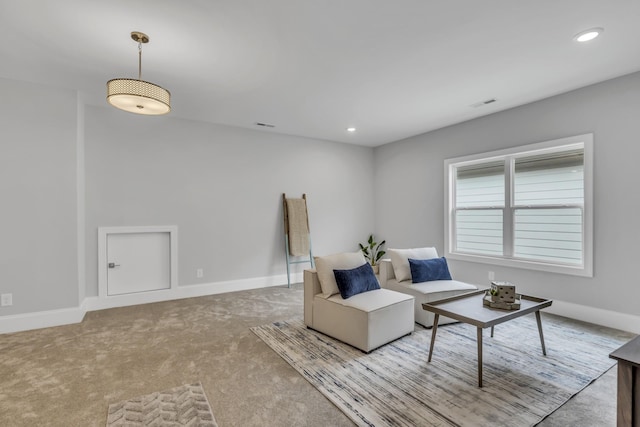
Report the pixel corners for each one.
[374,71,640,317]
[2,71,638,323]
[84,106,375,296]
[0,78,80,315]
[0,76,375,318]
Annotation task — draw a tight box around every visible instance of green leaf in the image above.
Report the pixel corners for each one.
[359,234,385,265]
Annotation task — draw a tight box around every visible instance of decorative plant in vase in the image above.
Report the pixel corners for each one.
[359,234,386,274]
[489,286,499,302]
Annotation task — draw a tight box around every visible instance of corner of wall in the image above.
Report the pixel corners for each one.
[77,92,86,303]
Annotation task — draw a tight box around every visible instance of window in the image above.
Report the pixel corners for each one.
[445,134,593,277]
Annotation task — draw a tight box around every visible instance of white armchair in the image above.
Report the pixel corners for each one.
[379,248,478,327]
[303,252,415,353]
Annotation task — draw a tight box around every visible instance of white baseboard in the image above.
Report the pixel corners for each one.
[0,306,86,335]
[2,275,637,336]
[0,272,303,335]
[545,299,640,335]
[83,272,303,311]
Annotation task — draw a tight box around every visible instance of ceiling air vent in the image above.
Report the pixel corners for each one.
[471,98,497,108]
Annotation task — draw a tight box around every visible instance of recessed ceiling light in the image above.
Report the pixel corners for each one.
[346,127,357,132]
[574,27,604,43]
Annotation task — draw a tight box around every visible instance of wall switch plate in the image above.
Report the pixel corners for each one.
[1,293,13,306]
[488,271,495,281]
[196,269,204,278]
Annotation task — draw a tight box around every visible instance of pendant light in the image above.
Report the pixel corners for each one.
[107,31,171,115]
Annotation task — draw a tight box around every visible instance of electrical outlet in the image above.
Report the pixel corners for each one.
[196,268,204,278]
[488,271,495,281]
[1,293,13,306]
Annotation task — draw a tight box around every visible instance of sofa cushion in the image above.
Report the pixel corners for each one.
[388,247,438,282]
[409,257,452,283]
[315,252,367,298]
[313,288,415,352]
[389,278,478,295]
[334,262,380,299]
[323,288,413,312]
[382,278,477,328]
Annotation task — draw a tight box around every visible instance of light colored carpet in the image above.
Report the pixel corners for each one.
[0,285,632,426]
[106,382,217,426]
[252,316,627,427]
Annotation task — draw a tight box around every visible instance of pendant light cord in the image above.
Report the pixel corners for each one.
[138,40,142,80]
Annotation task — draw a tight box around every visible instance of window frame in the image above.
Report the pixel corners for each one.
[444,134,593,277]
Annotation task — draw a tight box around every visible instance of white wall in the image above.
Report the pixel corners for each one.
[0,78,80,315]
[84,106,375,297]
[374,72,640,324]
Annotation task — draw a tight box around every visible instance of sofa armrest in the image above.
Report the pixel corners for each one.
[378,259,395,287]
[304,269,321,327]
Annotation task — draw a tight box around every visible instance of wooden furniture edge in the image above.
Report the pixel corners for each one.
[422,290,551,308]
[422,292,553,329]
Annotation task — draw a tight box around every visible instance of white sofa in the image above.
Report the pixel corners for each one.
[303,268,414,353]
[379,251,477,328]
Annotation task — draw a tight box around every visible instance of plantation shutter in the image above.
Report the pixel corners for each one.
[513,150,584,264]
[454,161,504,255]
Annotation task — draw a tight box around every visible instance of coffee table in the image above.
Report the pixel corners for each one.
[422,289,552,387]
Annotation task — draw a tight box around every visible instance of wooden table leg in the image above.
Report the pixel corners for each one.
[477,327,483,387]
[535,310,547,356]
[490,325,494,338]
[427,314,439,362]
[616,362,634,426]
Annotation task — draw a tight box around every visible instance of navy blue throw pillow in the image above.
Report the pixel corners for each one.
[333,263,380,299]
[408,257,452,283]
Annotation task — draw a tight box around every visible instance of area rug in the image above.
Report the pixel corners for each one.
[106,382,218,426]
[251,317,625,427]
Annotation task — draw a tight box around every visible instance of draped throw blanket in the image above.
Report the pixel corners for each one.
[286,198,310,256]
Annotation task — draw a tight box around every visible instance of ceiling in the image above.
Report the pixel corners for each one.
[1,1,638,147]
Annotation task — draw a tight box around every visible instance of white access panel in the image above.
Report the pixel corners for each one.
[98,226,178,298]
[106,232,170,295]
